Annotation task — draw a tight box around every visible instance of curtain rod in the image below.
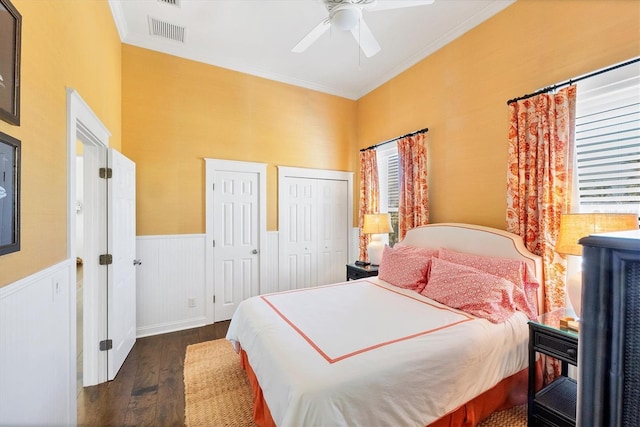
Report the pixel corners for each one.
[506,57,640,105]
[360,127,429,152]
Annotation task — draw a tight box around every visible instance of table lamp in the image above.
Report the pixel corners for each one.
[363,213,393,265]
[556,213,638,316]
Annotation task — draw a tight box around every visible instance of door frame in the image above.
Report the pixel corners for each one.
[66,88,110,408]
[205,158,267,324]
[277,166,354,291]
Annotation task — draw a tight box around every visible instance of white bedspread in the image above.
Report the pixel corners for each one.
[226,278,529,427]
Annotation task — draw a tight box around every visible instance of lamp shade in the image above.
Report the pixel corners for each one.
[557,213,638,317]
[363,213,393,235]
[556,213,638,255]
[363,213,393,265]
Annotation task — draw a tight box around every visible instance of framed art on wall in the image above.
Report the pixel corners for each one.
[0,131,20,255]
[0,0,21,126]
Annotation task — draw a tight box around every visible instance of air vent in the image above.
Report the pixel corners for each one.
[148,17,185,43]
[157,0,181,7]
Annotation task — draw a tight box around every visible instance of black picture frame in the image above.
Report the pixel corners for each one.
[0,0,21,126]
[0,131,20,255]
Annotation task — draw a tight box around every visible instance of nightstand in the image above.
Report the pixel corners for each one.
[528,308,579,427]
[346,263,379,281]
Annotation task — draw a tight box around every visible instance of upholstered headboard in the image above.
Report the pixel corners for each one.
[401,223,544,314]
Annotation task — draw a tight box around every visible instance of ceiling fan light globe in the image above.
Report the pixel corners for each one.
[332,7,360,31]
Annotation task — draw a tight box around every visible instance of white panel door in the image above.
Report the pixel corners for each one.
[107,148,136,381]
[278,167,353,292]
[214,170,260,321]
[281,178,317,290]
[317,179,349,285]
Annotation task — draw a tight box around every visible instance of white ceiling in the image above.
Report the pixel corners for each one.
[108,0,515,100]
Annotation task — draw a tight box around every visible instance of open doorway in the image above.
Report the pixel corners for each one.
[67,89,137,419]
[66,89,110,420]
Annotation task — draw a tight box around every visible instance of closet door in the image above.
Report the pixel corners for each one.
[281,177,318,290]
[278,167,353,292]
[317,179,349,285]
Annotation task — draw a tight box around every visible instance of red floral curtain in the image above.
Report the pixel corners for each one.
[359,149,379,261]
[506,86,576,384]
[398,132,429,240]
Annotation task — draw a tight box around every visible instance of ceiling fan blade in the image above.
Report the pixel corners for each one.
[368,0,435,11]
[350,18,381,58]
[292,18,331,53]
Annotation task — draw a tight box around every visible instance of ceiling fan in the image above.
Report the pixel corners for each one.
[292,0,435,58]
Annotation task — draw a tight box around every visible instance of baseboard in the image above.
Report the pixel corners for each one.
[136,316,208,338]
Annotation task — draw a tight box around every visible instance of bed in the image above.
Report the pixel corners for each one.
[226,223,543,426]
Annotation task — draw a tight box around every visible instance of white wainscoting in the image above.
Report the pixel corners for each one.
[136,234,207,337]
[0,260,74,426]
[263,231,279,294]
[136,232,282,337]
[0,229,334,424]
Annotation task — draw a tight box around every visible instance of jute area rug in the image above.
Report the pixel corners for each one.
[183,339,526,427]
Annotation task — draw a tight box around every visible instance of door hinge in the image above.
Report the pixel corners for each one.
[99,167,113,179]
[212,240,215,247]
[213,295,216,303]
[99,254,113,265]
[212,183,215,191]
[99,339,113,351]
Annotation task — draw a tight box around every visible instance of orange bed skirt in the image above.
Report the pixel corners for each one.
[239,349,540,427]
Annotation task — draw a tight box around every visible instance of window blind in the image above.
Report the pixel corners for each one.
[387,153,399,211]
[575,71,640,213]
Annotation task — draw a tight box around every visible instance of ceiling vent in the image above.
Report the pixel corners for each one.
[148,17,185,43]
[157,0,181,7]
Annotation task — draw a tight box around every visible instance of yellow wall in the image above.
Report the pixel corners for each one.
[356,0,640,230]
[0,0,122,287]
[2,0,638,288]
[121,45,357,234]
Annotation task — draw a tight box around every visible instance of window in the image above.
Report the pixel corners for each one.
[574,61,640,216]
[376,143,400,246]
[387,153,399,211]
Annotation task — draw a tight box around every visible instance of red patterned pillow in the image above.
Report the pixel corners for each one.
[422,258,524,323]
[393,244,438,259]
[438,248,538,319]
[378,245,435,292]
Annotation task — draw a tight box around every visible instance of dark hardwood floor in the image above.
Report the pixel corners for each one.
[77,321,231,426]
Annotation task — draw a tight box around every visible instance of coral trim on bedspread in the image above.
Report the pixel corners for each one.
[239,348,538,427]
